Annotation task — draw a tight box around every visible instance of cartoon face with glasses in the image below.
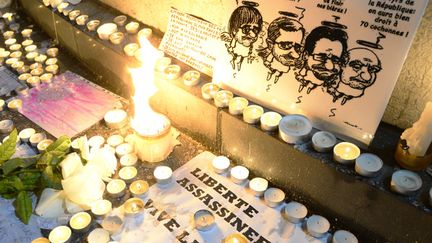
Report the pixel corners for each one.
[221,2,263,72]
[259,17,305,84]
[331,48,382,105]
[296,26,348,94]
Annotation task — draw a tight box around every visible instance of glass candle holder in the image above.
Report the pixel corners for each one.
[395,139,432,171]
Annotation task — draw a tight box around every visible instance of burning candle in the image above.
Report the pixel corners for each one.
[3,31,14,39]
[355,153,383,177]
[312,131,337,152]
[223,233,248,243]
[29,133,46,147]
[24,44,37,53]
[138,28,152,39]
[68,10,81,21]
[104,109,128,129]
[120,154,138,167]
[284,201,307,224]
[9,44,21,51]
[194,209,215,231]
[260,111,282,132]
[91,199,112,219]
[46,57,58,66]
[390,170,422,195]
[26,52,39,62]
[333,142,361,164]
[124,43,139,57]
[30,62,43,70]
[27,76,41,87]
[119,166,138,184]
[107,179,126,198]
[46,48,59,58]
[76,15,89,26]
[243,105,264,124]
[0,120,14,134]
[46,64,59,75]
[306,215,330,238]
[19,128,36,143]
[30,68,44,77]
[115,143,134,157]
[87,228,110,243]
[109,32,124,45]
[154,166,173,186]
[48,226,72,243]
[11,61,24,71]
[129,180,149,198]
[70,212,92,232]
[155,57,171,72]
[5,57,18,66]
[279,114,312,144]
[87,20,101,32]
[230,166,249,184]
[182,70,201,87]
[21,28,33,38]
[7,99,22,111]
[5,38,16,46]
[88,135,105,149]
[113,15,127,27]
[249,177,268,197]
[10,51,22,59]
[97,23,118,40]
[201,83,220,100]
[214,90,234,108]
[35,54,47,63]
[164,64,181,80]
[125,21,140,34]
[123,198,144,217]
[332,230,358,243]
[37,139,53,153]
[212,156,230,174]
[264,187,285,208]
[107,135,124,147]
[22,39,33,47]
[57,2,69,13]
[40,73,54,84]
[228,97,249,115]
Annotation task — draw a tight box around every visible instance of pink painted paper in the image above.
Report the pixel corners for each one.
[19,71,119,138]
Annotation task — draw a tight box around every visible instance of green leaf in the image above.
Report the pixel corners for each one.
[46,136,71,153]
[0,178,16,195]
[19,171,41,191]
[13,191,33,224]
[9,176,24,191]
[1,157,38,175]
[0,129,18,164]
[1,193,16,199]
[41,166,62,190]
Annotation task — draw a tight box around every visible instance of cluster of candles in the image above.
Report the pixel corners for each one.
[0,122,53,153]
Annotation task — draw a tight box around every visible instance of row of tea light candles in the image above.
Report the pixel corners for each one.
[0,121,54,152]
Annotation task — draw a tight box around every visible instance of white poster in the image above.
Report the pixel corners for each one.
[161,1,429,146]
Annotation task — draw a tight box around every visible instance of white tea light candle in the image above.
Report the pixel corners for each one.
[0,120,14,134]
[46,47,59,58]
[107,179,126,198]
[104,109,127,129]
[7,99,22,111]
[230,165,249,184]
[284,201,307,224]
[123,198,144,217]
[390,170,422,195]
[19,128,36,143]
[201,83,220,100]
[249,177,268,197]
[91,199,112,218]
[119,166,138,184]
[88,135,105,149]
[87,228,110,243]
[155,57,171,72]
[306,215,330,238]
[355,153,383,177]
[228,97,249,115]
[125,21,140,34]
[129,180,149,198]
[194,209,215,231]
[154,166,173,186]
[333,142,361,164]
[312,131,337,152]
[212,156,230,174]
[182,70,201,86]
[214,90,233,108]
[107,135,124,147]
[260,111,282,132]
[87,20,101,31]
[37,139,53,153]
[120,154,138,167]
[264,187,285,208]
[97,23,118,40]
[30,133,46,147]
[70,212,91,232]
[243,105,264,124]
[279,114,312,144]
[164,64,181,80]
[49,226,72,243]
[113,15,127,27]
[115,143,134,157]
[332,230,358,243]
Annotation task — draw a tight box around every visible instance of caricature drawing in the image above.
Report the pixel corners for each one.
[221,1,263,72]
[258,12,305,84]
[296,21,348,94]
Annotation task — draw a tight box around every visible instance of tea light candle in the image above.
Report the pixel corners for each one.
[107,179,126,198]
[312,131,337,152]
[68,10,81,21]
[212,156,230,174]
[129,180,149,198]
[214,90,234,108]
[16,86,29,96]
[5,38,16,46]
[390,170,422,195]
[88,135,105,148]
[333,142,361,164]
[10,51,22,58]
[223,233,248,243]
[120,154,138,167]
[70,212,92,232]
[97,23,118,40]
[87,228,110,243]
[307,215,330,238]
[107,135,124,147]
[164,65,181,80]
[284,201,307,223]
[30,68,44,76]
[46,48,59,58]
[230,166,249,184]
[9,44,21,51]
[154,166,173,186]
[76,15,89,26]
[57,2,69,13]
[249,177,268,197]
[123,43,139,57]
[19,128,36,143]
[46,64,59,74]
[332,230,358,243]
[26,52,39,62]
[115,143,134,157]
[24,44,37,53]
[22,39,33,47]
[62,6,73,16]
[243,105,264,124]
[113,15,127,27]
[31,237,50,243]
[260,111,282,132]
[119,166,138,184]
[7,99,22,111]
[125,21,140,34]
[279,114,312,144]
[30,62,43,70]
[155,57,172,72]
[30,133,46,147]
[194,209,215,231]
[11,61,24,70]
[104,109,128,129]
[5,57,18,66]
[21,29,33,38]
[201,83,220,100]
[37,139,53,153]
[229,97,249,115]
[3,31,14,39]
[46,57,58,65]
[182,70,201,86]
[27,76,41,87]
[48,226,72,243]
[138,28,152,39]
[87,20,101,32]
[91,199,112,218]
[109,32,124,45]
[0,50,10,59]
[123,198,144,217]
[0,120,14,134]
[355,153,383,177]
[264,187,285,208]
[40,73,54,84]
[35,54,47,63]
[125,134,135,144]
